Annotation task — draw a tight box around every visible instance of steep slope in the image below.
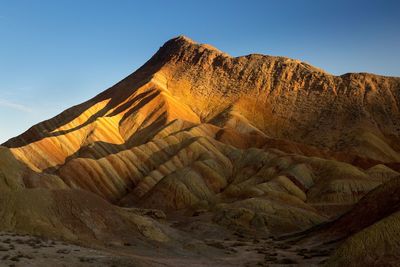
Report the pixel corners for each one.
[148,36,400,161]
[318,176,400,266]
[5,36,400,171]
[2,36,400,235]
[4,77,200,172]
[309,175,400,243]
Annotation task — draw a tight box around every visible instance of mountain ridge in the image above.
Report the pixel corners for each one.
[3,35,400,172]
[1,35,400,266]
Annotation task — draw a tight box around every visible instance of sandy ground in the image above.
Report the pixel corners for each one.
[0,231,148,267]
[0,226,332,267]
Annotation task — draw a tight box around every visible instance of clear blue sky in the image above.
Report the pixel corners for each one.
[0,0,399,143]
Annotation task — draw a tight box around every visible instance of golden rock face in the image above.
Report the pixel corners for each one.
[2,36,400,236]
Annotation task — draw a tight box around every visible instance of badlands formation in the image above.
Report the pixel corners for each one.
[1,36,400,266]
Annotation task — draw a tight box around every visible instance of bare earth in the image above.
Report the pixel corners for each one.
[0,227,332,267]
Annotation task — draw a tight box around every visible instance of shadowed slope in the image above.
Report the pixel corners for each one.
[4,76,200,171]
[318,176,400,266]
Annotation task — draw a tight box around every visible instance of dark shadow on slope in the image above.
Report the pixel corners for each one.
[278,175,400,245]
[1,38,187,148]
[49,88,160,138]
[116,136,213,205]
[106,89,158,118]
[208,105,234,127]
[3,73,154,147]
[44,111,169,174]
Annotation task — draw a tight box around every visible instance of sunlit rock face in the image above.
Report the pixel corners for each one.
[3,36,400,235]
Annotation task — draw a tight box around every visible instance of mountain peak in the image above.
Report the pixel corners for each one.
[171,35,197,44]
[155,35,230,60]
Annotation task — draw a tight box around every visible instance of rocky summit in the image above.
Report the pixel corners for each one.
[1,36,400,266]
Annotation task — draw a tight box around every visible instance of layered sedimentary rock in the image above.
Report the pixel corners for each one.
[0,188,169,244]
[0,146,171,248]
[3,36,400,236]
[315,176,400,266]
[0,146,66,190]
[5,36,400,168]
[1,36,400,266]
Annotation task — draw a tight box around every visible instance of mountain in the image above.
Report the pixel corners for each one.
[1,36,400,266]
[6,36,400,168]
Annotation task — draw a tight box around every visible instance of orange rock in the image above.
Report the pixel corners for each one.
[2,36,399,234]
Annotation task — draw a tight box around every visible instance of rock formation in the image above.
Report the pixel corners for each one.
[1,36,400,266]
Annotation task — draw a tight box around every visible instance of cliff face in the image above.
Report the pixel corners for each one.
[2,36,400,234]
